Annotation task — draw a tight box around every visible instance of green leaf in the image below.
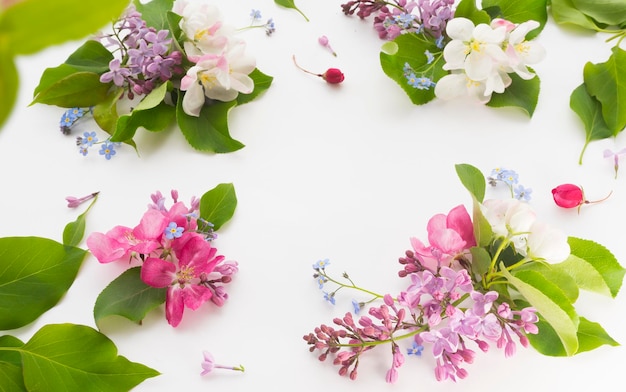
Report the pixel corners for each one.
[556,237,626,297]
[526,315,568,356]
[454,0,492,24]
[501,266,580,356]
[199,183,238,231]
[470,246,492,277]
[31,71,112,108]
[516,262,579,303]
[379,34,446,105]
[550,0,604,30]
[19,324,159,390]
[134,0,174,31]
[94,267,166,327]
[93,87,124,135]
[63,193,99,247]
[0,237,88,330]
[274,0,309,21]
[176,96,244,153]
[0,335,26,392]
[237,69,274,106]
[455,163,486,202]
[576,317,620,353]
[571,0,626,26]
[569,83,613,164]
[486,72,540,117]
[482,0,547,39]
[0,37,17,130]
[583,46,626,134]
[0,0,129,56]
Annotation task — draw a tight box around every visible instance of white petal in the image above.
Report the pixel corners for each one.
[446,17,475,40]
[442,40,468,70]
[434,73,468,100]
[182,83,206,117]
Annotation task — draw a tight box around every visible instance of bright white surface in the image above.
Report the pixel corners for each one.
[1,0,625,391]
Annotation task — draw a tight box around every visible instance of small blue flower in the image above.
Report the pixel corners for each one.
[407,341,424,356]
[250,9,262,20]
[60,110,77,127]
[315,276,327,289]
[425,50,435,65]
[322,291,336,305]
[164,222,184,240]
[351,299,361,314]
[402,62,413,76]
[415,76,436,90]
[265,18,275,36]
[81,131,98,147]
[79,146,89,156]
[99,141,117,160]
[393,13,415,29]
[313,258,330,270]
[71,107,85,118]
[499,169,519,185]
[435,35,445,49]
[514,184,533,201]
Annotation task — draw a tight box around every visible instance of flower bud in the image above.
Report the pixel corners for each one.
[551,184,583,208]
[323,68,344,84]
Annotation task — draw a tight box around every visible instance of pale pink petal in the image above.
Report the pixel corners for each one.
[86,227,131,263]
[134,209,168,240]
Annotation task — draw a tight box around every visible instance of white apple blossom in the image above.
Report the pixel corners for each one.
[501,20,546,80]
[481,198,536,253]
[180,43,256,116]
[525,221,570,263]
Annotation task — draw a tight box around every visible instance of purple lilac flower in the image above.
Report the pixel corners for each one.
[100,59,132,86]
[417,0,455,37]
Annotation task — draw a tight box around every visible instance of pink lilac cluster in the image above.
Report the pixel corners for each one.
[86,190,238,327]
[341,0,455,40]
[304,205,538,382]
[98,5,183,99]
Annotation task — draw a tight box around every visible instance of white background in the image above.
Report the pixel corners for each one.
[1,0,625,390]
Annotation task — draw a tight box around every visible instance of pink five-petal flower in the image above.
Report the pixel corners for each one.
[141,233,224,327]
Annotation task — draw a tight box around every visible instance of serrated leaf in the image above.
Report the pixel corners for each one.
[199,183,237,231]
[63,194,98,247]
[454,0,492,24]
[500,266,579,356]
[482,0,547,39]
[455,163,486,202]
[94,267,166,327]
[0,0,128,56]
[379,34,445,105]
[556,237,626,297]
[576,317,620,353]
[0,37,17,130]
[236,69,274,106]
[0,237,87,330]
[570,83,613,164]
[550,0,604,30]
[176,96,244,153]
[486,72,540,117]
[583,46,626,134]
[571,0,626,26]
[274,0,309,21]
[19,324,159,391]
[515,262,579,303]
[31,71,112,108]
[134,0,174,31]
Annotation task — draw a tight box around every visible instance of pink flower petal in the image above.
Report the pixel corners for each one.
[141,257,176,287]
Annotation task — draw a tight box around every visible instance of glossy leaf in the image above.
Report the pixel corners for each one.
[0,237,87,330]
[134,0,174,31]
[199,183,238,231]
[93,87,124,135]
[0,38,17,130]
[575,317,620,353]
[176,97,244,153]
[481,0,547,39]
[570,83,613,164]
[454,0,491,24]
[274,0,309,21]
[19,324,159,390]
[31,71,112,108]
[583,46,626,134]
[486,72,540,117]
[379,34,445,105]
[516,262,579,303]
[550,0,603,30]
[525,313,567,356]
[237,69,274,106]
[0,0,128,56]
[502,266,579,356]
[0,335,26,392]
[63,194,98,247]
[571,0,626,26]
[556,237,625,298]
[455,163,486,202]
[94,267,166,327]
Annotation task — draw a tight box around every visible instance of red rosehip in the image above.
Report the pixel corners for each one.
[322,68,344,84]
[551,184,584,208]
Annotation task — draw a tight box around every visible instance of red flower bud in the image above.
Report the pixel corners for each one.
[551,184,583,208]
[292,55,344,84]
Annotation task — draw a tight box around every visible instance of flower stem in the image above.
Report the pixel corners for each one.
[318,269,385,299]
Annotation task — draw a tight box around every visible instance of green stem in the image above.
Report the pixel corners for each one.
[320,270,385,299]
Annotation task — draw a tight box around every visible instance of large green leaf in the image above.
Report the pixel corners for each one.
[0,237,87,330]
[454,0,492,24]
[379,34,446,105]
[486,72,540,117]
[575,317,620,353]
[134,0,174,31]
[199,183,238,231]
[583,46,626,134]
[237,69,274,106]
[550,0,604,30]
[0,335,26,392]
[455,163,486,202]
[0,36,17,130]
[0,0,129,56]
[94,267,166,327]
[570,83,613,164]
[93,87,124,135]
[501,266,580,356]
[571,0,626,26]
[516,262,580,303]
[176,97,244,153]
[274,0,309,21]
[482,0,547,39]
[31,71,112,108]
[555,237,625,297]
[18,324,159,391]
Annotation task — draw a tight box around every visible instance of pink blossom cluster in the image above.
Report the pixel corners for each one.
[87,190,237,327]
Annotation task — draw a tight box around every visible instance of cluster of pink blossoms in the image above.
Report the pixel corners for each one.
[305,204,539,382]
[87,190,238,327]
